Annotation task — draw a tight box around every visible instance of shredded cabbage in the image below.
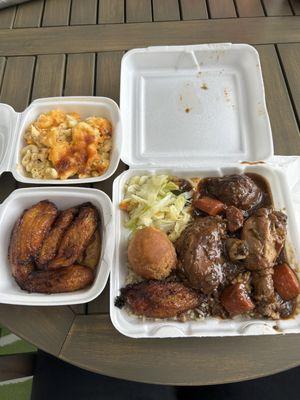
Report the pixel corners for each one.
[120,175,192,241]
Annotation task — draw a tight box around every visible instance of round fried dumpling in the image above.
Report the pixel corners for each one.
[128,227,177,280]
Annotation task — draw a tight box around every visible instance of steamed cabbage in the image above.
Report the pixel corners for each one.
[120,175,192,241]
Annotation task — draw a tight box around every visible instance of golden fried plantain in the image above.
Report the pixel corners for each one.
[20,264,94,294]
[118,281,201,318]
[36,207,78,268]
[48,203,98,270]
[77,230,101,269]
[9,201,58,284]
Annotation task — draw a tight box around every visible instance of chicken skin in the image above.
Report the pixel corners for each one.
[200,174,263,213]
[242,208,287,317]
[176,216,227,294]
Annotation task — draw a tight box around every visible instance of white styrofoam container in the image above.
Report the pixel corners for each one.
[110,43,300,338]
[0,187,114,306]
[0,96,122,184]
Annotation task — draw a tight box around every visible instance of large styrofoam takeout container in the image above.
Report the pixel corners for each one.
[0,96,122,184]
[0,187,114,306]
[110,43,300,337]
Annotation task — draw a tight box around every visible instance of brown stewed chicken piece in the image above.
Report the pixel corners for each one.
[200,174,263,213]
[176,216,227,294]
[242,208,287,317]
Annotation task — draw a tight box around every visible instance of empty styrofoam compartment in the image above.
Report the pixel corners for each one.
[120,43,273,167]
[110,163,300,338]
[0,96,122,184]
[0,186,114,306]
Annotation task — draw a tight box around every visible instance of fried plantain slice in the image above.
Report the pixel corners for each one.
[36,207,78,269]
[48,203,98,270]
[117,281,202,318]
[20,264,94,294]
[8,201,58,284]
[77,230,101,269]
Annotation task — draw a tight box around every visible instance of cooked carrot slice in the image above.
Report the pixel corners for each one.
[220,283,254,316]
[273,263,300,300]
[193,196,225,216]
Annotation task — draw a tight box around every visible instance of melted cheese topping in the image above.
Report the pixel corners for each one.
[22,110,112,180]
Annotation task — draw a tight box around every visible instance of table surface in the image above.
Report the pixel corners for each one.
[0,0,300,386]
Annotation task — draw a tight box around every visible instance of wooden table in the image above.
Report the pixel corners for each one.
[0,0,300,386]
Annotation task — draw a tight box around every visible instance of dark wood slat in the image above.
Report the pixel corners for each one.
[208,0,237,18]
[126,0,152,22]
[14,0,44,28]
[0,57,5,84]
[0,6,16,28]
[98,0,124,23]
[95,51,123,104]
[32,54,65,100]
[42,0,71,26]
[70,0,97,25]
[0,304,74,356]
[0,353,36,382]
[0,173,17,201]
[180,0,208,19]
[2,17,300,56]
[262,0,293,16]
[277,43,300,127]
[235,0,265,17]
[60,314,300,385]
[152,0,180,21]
[290,0,300,14]
[87,282,109,314]
[256,45,300,155]
[64,53,95,96]
[0,57,35,111]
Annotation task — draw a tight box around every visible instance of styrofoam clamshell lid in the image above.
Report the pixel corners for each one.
[120,43,274,167]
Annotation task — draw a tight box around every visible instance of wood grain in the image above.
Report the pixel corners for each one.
[42,0,71,26]
[60,314,300,385]
[277,43,300,127]
[70,0,97,25]
[0,57,5,84]
[262,0,293,16]
[95,51,123,103]
[0,304,74,356]
[0,57,35,111]
[64,53,95,96]
[0,6,16,28]
[290,0,300,14]
[98,0,124,23]
[87,282,110,314]
[0,173,17,200]
[1,17,300,56]
[14,0,44,28]
[256,45,300,155]
[180,0,208,19]
[208,0,237,18]
[152,0,180,21]
[126,0,152,22]
[0,353,36,382]
[32,54,65,100]
[235,0,265,17]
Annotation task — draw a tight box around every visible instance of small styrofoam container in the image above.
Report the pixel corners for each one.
[0,96,122,184]
[0,187,114,306]
[110,43,300,338]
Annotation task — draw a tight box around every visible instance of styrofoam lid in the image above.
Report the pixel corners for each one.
[120,43,274,167]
